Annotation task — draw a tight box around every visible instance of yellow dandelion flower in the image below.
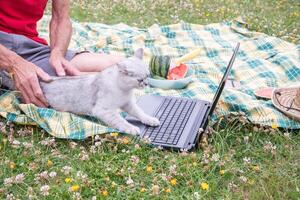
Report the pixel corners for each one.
[111,181,117,188]
[140,187,146,193]
[47,160,53,167]
[248,179,255,185]
[2,138,7,145]
[192,162,197,166]
[9,162,16,169]
[65,177,72,183]
[146,166,153,173]
[170,178,177,186]
[122,137,130,145]
[110,132,119,137]
[165,188,171,193]
[101,190,108,197]
[271,124,278,129]
[70,185,80,192]
[200,182,209,190]
[219,170,225,175]
[252,165,260,172]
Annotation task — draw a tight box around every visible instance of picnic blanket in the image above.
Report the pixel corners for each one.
[0,16,299,139]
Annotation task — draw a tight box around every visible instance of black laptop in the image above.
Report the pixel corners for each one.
[126,43,240,150]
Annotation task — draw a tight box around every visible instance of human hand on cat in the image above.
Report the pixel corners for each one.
[49,49,81,76]
[11,57,52,107]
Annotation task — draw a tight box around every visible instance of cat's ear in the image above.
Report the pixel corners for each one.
[134,48,144,60]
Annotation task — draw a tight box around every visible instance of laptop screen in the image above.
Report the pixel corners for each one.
[207,43,240,117]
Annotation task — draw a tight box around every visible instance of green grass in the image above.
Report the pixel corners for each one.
[1,119,300,199]
[63,0,300,44]
[1,0,300,199]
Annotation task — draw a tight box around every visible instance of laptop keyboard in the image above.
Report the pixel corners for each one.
[143,98,196,145]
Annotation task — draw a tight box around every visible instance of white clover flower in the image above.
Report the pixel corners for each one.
[76,171,88,182]
[14,173,25,184]
[243,136,249,143]
[40,185,50,196]
[22,142,33,149]
[263,141,277,152]
[49,171,57,178]
[239,176,248,183]
[243,157,251,164]
[95,141,102,147]
[160,173,168,181]
[126,177,134,186]
[193,192,200,199]
[6,193,14,200]
[283,132,290,138]
[69,142,78,149]
[152,184,160,195]
[80,152,89,161]
[40,171,49,180]
[12,140,21,146]
[90,146,97,154]
[169,164,177,175]
[130,155,140,165]
[211,153,220,162]
[40,138,56,147]
[4,177,14,186]
[62,166,72,175]
[94,135,101,141]
[73,192,81,200]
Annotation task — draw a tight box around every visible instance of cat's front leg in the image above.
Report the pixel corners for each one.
[122,101,160,127]
[93,108,140,135]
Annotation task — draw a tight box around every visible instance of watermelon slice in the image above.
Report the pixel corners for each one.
[167,63,188,80]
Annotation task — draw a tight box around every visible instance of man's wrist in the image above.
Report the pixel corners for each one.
[5,52,24,72]
[50,47,65,58]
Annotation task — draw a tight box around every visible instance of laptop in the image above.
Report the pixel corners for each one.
[126,43,240,150]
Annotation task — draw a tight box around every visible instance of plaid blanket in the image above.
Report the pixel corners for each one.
[0,16,299,139]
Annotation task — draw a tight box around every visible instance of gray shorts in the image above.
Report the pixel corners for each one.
[0,31,77,76]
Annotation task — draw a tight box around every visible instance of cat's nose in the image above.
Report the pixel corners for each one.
[138,78,148,87]
[144,78,149,85]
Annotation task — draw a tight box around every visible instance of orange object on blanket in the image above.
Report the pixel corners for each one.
[167,63,188,80]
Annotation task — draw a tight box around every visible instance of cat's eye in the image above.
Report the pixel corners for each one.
[127,72,134,77]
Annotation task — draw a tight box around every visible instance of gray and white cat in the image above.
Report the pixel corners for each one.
[40,48,160,135]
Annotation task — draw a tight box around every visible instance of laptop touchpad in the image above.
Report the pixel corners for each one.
[126,95,164,123]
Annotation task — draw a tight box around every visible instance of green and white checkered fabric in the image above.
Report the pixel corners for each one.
[1,16,299,139]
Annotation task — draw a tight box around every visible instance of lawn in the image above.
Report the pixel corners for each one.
[1,0,300,199]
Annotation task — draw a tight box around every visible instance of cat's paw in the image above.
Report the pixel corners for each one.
[121,125,140,135]
[142,117,160,127]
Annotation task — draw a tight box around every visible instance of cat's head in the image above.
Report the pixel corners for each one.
[117,48,150,89]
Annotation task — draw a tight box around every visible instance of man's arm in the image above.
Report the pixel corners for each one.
[0,44,51,107]
[49,0,80,76]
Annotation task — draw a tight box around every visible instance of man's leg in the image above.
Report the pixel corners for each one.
[70,52,124,72]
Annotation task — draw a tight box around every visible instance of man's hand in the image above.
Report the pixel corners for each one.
[49,48,81,76]
[12,58,52,107]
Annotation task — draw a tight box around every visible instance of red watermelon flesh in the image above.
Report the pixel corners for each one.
[167,63,188,80]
